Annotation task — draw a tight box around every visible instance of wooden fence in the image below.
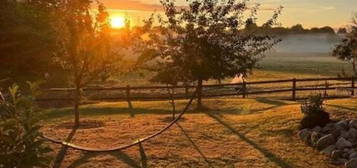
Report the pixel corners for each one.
[37,77,356,104]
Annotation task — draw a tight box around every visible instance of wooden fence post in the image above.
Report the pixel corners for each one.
[324,80,328,98]
[242,80,247,98]
[126,85,133,116]
[292,78,296,101]
[185,85,189,98]
[352,77,355,96]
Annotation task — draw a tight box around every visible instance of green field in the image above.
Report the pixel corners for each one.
[108,52,352,87]
[258,52,350,77]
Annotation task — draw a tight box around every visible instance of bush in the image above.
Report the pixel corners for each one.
[300,94,330,129]
[0,82,52,168]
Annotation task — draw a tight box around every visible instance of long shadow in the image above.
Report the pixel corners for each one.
[53,127,77,168]
[205,112,294,168]
[252,98,290,113]
[176,123,213,168]
[138,143,148,168]
[67,152,98,168]
[66,150,141,168]
[326,104,357,112]
[43,107,173,120]
[256,98,288,106]
[44,104,260,121]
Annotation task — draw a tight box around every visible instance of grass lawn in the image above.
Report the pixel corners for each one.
[42,97,357,168]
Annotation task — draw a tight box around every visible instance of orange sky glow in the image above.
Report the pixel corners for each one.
[101,0,357,29]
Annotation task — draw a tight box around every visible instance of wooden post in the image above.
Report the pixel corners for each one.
[242,80,247,98]
[324,80,328,98]
[292,78,296,101]
[126,85,133,116]
[185,85,189,98]
[352,77,355,96]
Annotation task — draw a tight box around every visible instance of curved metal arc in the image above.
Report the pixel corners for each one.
[42,89,197,152]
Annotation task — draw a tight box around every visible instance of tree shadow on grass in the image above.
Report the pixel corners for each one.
[43,107,173,121]
[44,104,253,121]
[51,127,142,168]
[176,123,213,168]
[53,127,77,168]
[205,112,294,168]
[66,151,142,168]
[326,104,357,112]
[251,98,292,113]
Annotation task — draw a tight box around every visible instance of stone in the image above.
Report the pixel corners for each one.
[331,150,344,160]
[320,145,336,155]
[344,152,350,159]
[316,134,336,150]
[331,159,346,165]
[346,158,357,168]
[311,131,321,145]
[350,120,357,129]
[312,126,322,132]
[341,130,350,139]
[349,128,357,139]
[336,120,349,129]
[350,152,357,159]
[322,123,334,133]
[331,125,344,138]
[298,129,311,144]
[336,137,353,149]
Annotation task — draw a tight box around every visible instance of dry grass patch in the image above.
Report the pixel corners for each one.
[42,98,357,167]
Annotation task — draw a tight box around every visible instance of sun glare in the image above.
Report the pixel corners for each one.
[110,16,126,29]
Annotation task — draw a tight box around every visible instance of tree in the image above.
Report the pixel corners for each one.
[0,0,60,87]
[53,1,117,127]
[290,24,305,33]
[337,27,347,34]
[319,26,335,34]
[141,0,281,109]
[333,14,357,77]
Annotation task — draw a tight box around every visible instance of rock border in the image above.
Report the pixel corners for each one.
[298,119,357,168]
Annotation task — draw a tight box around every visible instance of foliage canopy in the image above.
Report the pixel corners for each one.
[140,0,281,107]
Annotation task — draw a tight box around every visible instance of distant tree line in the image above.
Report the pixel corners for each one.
[245,22,337,35]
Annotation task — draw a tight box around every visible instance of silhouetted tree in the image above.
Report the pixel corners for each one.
[141,0,281,109]
[333,14,357,77]
[0,0,59,86]
[337,27,347,34]
[53,1,117,127]
[291,24,305,33]
[319,26,335,34]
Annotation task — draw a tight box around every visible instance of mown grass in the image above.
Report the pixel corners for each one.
[42,97,357,167]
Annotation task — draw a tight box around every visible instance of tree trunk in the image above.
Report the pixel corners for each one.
[74,85,80,127]
[166,84,176,119]
[353,57,357,77]
[197,79,203,109]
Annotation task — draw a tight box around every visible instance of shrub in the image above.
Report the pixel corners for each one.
[300,94,330,129]
[0,82,52,168]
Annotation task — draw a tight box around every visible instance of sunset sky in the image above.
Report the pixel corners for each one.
[102,0,357,29]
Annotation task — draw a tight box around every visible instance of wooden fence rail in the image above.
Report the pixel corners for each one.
[37,77,356,103]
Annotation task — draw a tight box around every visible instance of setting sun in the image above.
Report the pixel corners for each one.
[110,16,126,29]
